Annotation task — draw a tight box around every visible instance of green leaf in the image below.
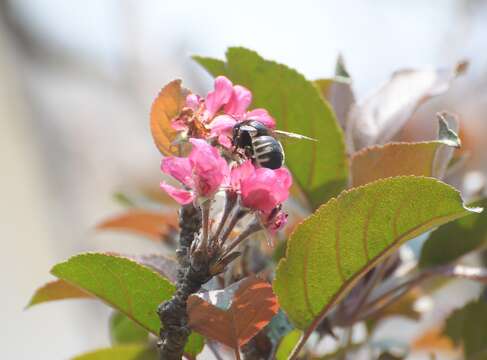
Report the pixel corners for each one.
[26,279,93,308]
[444,299,487,359]
[193,47,348,209]
[51,253,175,334]
[110,312,149,345]
[185,332,205,359]
[275,329,302,360]
[419,198,487,268]
[192,56,226,76]
[72,344,156,360]
[50,253,204,357]
[273,176,478,329]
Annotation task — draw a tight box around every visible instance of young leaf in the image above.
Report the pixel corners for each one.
[193,47,348,209]
[347,62,466,151]
[419,198,487,268]
[150,79,187,156]
[110,312,149,345]
[51,253,175,334]
[187,276,279,349]
[351,113,460,187]
[96,210,178,242]
[72,344,157,360]
[26,279,93,308]
[273,176,478,329]
[444,299,487,359]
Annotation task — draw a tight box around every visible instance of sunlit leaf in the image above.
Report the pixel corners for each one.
[419,198,487,268]
[274,176,477,329]
[444,299,487,359]
[96,210,178,242]
[275,329,302,360]
[27,279,93,308]
[150,79,187,156]
[71,344,156,360]
[187,276,279,349]
[351,113,460,187]
[49,253,204,357]
[194,47,348,209]
[110,312,149,345]
[51,253,175,334]
[347,62,466,151]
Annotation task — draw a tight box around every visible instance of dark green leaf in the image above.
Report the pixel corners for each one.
[444,299,487,359]
[274,176,477,329]
[419,198,487,268]
[193,47,348,209]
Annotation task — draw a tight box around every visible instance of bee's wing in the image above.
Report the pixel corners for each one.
[273,130,317,142]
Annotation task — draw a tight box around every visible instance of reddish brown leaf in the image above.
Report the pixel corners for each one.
[27,279,93,308]
[150,79,187,156]
[187,276,279,349]
[96,210,178,241]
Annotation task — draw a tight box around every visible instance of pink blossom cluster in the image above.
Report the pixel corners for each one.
[160,76,292,234]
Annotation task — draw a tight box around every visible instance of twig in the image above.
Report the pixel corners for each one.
[158,203,211,360]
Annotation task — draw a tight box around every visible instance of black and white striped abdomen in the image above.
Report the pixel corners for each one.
[251,135,285,169]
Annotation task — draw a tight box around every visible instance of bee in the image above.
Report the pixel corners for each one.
[232,120,315,170]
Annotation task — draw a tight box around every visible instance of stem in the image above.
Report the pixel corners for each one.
[158,204,211,360]
[221,219,263,258]
[212,191,237,242]
[199,199,211,251]
[234,349,242,360]
[219,207,249,246]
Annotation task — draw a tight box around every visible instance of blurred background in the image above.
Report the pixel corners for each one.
[1,0,487,358]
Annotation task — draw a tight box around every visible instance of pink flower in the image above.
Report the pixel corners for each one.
[160,139,229,204]
[223,85,252,116]
[170,75,277,146]
[264,210,288,235]
[205,76,233,119]
[230,161,292,214]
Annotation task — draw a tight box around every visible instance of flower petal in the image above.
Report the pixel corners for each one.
[205,76,233,118]
[240,167,292,213]
[224,85,252,116]
[160,182,194,204]
[230,160,255,191]
[245,109,276,128]
[161,156,193,187]
[185,94,200,110]
[188,138,229,197]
